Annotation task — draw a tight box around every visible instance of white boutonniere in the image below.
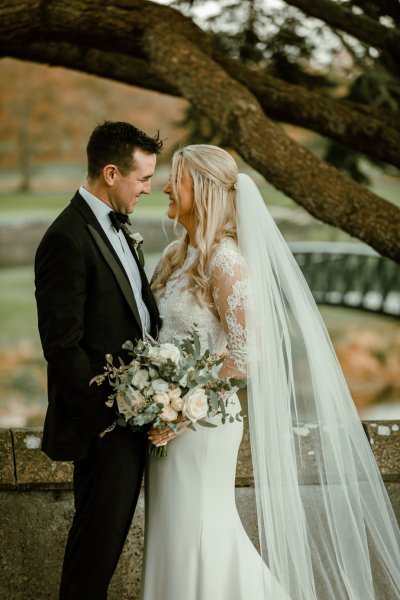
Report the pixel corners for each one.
[129,231,144,250]
[129,232,145,267]
[120,224,145,268]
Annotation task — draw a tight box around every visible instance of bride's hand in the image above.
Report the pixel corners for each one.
[148,415,188,446]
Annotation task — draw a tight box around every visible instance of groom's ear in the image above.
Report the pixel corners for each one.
[103,164,117,186]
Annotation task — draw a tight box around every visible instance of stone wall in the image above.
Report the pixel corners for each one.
[0,420,399,600]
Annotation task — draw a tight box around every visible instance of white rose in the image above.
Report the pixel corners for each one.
[160,405,178,422]
[128,387,146,407]
[148,343,181,365]
[147,346,162,363]
[179,367,195,388]
[153,392,170,407]
[158,343,181,364]
[182,386,209,423]
[131,368,149,389]
[151,378,169,393]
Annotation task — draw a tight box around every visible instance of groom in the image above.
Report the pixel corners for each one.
[35,121,162,599]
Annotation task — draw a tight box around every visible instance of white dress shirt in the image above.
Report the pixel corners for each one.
[79,185,150,334]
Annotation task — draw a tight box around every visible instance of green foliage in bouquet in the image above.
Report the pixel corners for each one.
[91,329,246,456]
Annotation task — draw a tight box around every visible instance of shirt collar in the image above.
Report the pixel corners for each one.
[79,185,114,232]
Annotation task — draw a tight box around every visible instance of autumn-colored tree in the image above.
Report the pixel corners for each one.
[0,0,399,261]
[0,59,186,191]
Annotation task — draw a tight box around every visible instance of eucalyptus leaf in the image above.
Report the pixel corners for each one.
[193,329,201,358]
[122,340,134,351]
[182,339,194,355]
[219,397,227,419]
[207,332,213,352]
[197,419,218,428]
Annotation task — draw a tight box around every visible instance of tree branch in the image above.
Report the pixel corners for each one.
[2,37,399,169]
[285,0,400,63]
[0,0,399,261]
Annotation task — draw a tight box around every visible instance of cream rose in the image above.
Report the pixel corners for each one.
[153,392,170,407]
[170,396,184,412]
[182,386,208,423]
[168,388,181,400]
[167,388,183,411]
[160,406,178,422]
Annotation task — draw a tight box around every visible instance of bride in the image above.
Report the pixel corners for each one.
[140,145,400,600]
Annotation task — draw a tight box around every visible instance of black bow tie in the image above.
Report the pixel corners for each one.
[109,211,131,232]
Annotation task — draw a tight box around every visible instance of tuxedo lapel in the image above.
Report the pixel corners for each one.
[87,224,143,333]
[71,192,160,337]
[70,193,143,333]
[122,230,161,337]
[123,230,161,335]
[71,193,125,271]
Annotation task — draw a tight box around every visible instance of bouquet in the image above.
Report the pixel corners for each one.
[91,330,245,457]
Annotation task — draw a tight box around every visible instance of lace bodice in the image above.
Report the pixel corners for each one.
[154,239,248,378]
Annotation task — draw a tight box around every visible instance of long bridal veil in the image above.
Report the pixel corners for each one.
[236,173,400,600]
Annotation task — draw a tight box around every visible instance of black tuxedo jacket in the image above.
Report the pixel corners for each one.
[35,191,161,461]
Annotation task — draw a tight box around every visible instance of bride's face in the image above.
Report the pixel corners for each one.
[163,171,195,226]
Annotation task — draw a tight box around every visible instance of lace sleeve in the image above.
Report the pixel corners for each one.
[210,244,248,379]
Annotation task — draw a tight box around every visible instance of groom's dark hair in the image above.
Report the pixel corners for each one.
[86,121,163,180]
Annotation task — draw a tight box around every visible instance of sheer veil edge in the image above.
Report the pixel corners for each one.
[236,173,400,600]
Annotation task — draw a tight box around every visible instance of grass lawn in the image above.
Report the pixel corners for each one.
[1,178,398,221]
[0,266,40,345]
[0,185,299,221]
[0,259,160,346]
[0,263,395,347]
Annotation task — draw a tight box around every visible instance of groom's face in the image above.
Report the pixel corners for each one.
[110,148,156,214]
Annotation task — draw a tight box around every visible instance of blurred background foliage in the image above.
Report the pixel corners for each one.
[172,0,400,183]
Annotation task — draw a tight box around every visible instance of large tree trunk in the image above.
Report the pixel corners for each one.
[1,0,399,262]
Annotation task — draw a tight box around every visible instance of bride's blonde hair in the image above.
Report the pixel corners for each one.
[151,145,238,304]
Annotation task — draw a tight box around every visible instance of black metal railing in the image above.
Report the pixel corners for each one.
[290,242,400,317]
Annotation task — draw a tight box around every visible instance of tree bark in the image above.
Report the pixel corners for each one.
[1,0,399,262]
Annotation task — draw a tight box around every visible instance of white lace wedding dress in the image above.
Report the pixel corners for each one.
[140,240,288,600]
